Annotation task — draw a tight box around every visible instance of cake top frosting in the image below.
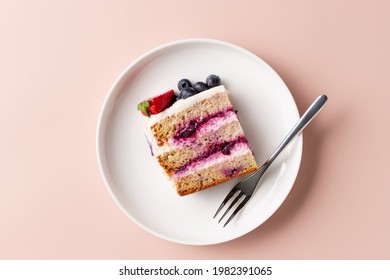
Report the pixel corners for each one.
[144,85,228,127]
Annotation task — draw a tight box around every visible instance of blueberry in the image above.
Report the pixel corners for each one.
[179,87,197,99]
[206,74,221,88]
[193,81,209,93]
[177,79,192,91]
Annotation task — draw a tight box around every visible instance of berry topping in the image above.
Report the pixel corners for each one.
[137,89,175,117]
[206,74,221,88]
[137,75,222,116]
[193,81,209,93]
[171,93,179,103]
[177,79,192,91]
[179,87,198,99]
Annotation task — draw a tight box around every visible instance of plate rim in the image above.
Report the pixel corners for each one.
[96,38,303,245]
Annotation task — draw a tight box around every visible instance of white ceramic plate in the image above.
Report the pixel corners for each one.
[96,39,302,245]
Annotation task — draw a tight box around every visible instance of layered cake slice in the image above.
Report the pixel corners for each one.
[138,76,259,196]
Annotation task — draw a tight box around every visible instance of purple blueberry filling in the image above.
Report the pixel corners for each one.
[175,119,200,138]
[174,107,234,140]
[221,142,236,155]
[222,166,244,177]
[144,134,153,156]
[175,136,248,174]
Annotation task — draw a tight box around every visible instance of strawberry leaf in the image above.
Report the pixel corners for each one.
[137,100,150,117]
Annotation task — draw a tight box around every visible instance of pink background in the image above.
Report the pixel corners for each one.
[1,0,389,259]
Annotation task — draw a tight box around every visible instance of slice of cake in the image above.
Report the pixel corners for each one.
[138,77,259,196]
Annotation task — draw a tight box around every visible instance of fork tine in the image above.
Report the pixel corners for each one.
[218,191,244,223]
[223,196,251,227]
[213,187,239,219]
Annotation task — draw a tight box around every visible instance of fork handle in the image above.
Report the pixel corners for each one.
[266,95,328,166]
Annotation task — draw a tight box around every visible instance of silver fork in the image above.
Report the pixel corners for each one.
[214,95,328,227]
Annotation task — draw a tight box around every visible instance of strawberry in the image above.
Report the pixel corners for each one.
[137,89,175,117]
